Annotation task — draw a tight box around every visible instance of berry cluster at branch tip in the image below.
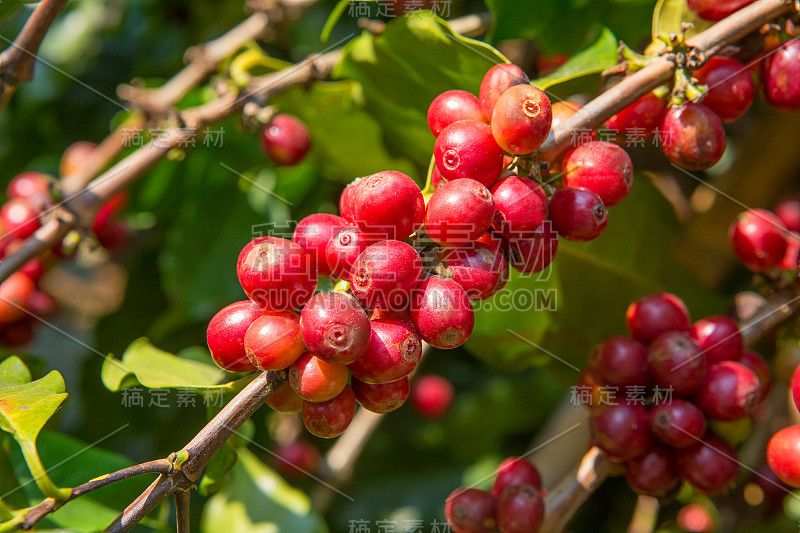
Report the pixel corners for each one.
[580,292,770,497]
[0,142,129,347]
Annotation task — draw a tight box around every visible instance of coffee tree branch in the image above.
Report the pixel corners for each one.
[0,0,67,114]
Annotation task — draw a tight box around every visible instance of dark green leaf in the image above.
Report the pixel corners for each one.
[333,12,507,172]
[198,441,238,496]
[485,0,653,56]
[271,81,416,182]
[534,28,619,90]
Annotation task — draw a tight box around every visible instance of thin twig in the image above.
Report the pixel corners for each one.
[0,0,67,114]
[105,371,286,533]
[19,459,171,529]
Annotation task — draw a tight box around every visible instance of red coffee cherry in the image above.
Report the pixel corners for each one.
[676,503,715,533]
[243,311,305,371]
[549,187,608,242]
[352,376,410,414]
[740,350,771,403]
[625,444,679,496]
[237,236,317,311]
[266,382,304,413]
[690,315,743,363]
[339,179,360,222]
[490,176,547,238]
[767,425,800,487]
[289,352,350,403]
[490,84,552,155]
[562,141,634,207]
[762,40,800,110]
[411,276,474,349]
[302,386,357,438]
[260,113,311,166]
[729,208,788,271]
[292,213,348,277]
[7,171,52,202]
[647,331,707,397]
[693,57,755,122]
[479,63,530,121]
[507,221,558,275]
[206,300,262,372]
[427,90,487,136]
[442,243,507,300]
[0,273,36,324]
[0,319,34,348]
[626,292,691,345]
[587,336,649,387]
[695,361,761,421]
[590,403,653,461]
[775,197,800,232]
[325,225,372,281]
[445,488,497,533]
[425,178,495,247]
[272,440,321,478]
[435,120,505,188]
[59,141,96,177]
[649,399,708,448]
[300,291,370,365]
[350,240,423,309]
[687,0,754,20]
[604,91,666,139]
[411,374,455,419]
[347,318,422,384]
[659,103,726,171]
[350,170,425,240]
[496,483,544,533]
[491,457,542,498]
[674,435,740,494]
[26,290,56,317]
[1,198,42,241]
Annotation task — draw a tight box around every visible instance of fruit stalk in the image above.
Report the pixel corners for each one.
[0,0,68,115]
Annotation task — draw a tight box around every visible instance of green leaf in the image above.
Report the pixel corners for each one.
[0,370,70,500]
[101,338,226,391]
[0,357,31,388]
[485,0,653,56]
[198,441,238,496]
[534,28,619,90]
[333,12,507,172]
[270,81,416,182]
[321,0,377,43]
[648,0,714,54]
[0,1,22,21]
[200,449,328,533]
[467,176,725,374]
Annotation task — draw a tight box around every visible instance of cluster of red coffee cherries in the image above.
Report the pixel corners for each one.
[601,16,800,172]
[729,197,800,273]
[579,292,771,497]
[0,142,128,347]
[445,457,544,533]
[427,63,635,246]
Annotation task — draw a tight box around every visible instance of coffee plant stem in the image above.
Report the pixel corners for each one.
[0,0,67,115]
